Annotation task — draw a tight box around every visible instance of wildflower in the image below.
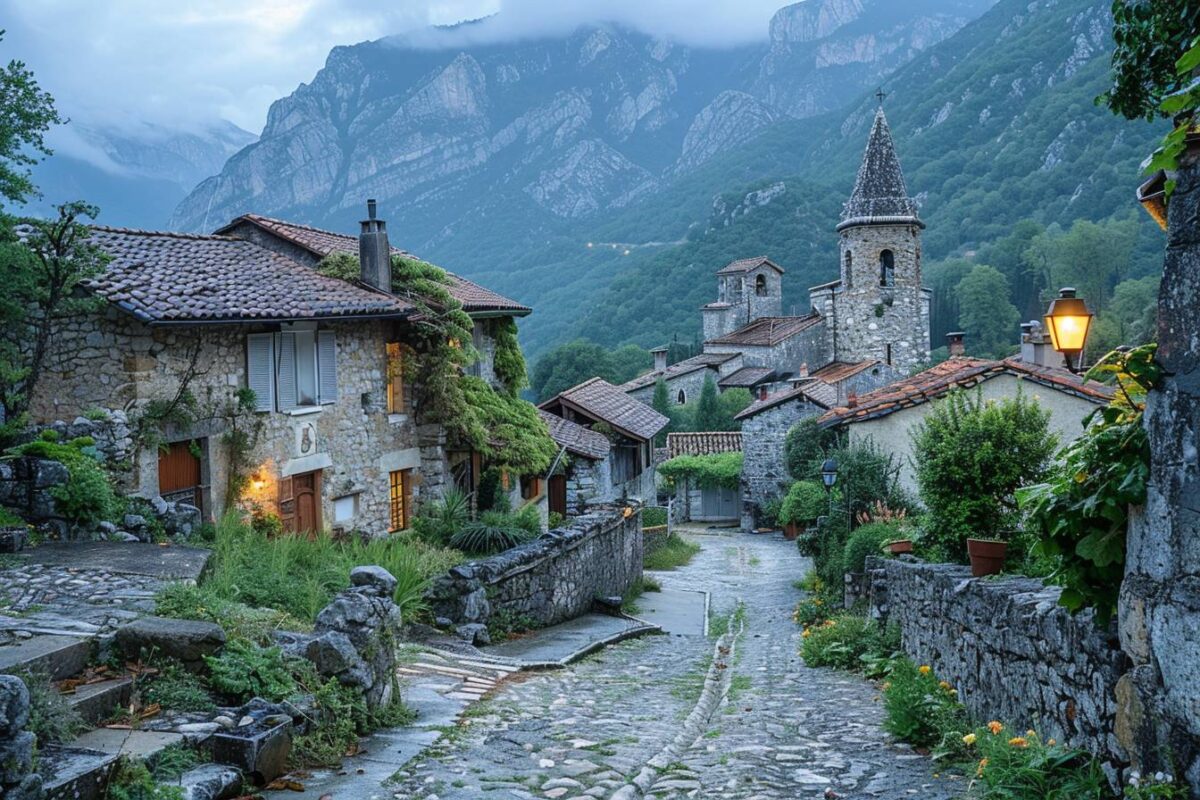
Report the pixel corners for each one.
[938,680,952,691]
[987,721,1003,735]
[1026,729,1036,738]
[1047,739,1056,746]
[1008,736,1028,748]
[918,665,932,675]
[882,682,891,691]
[962,733,977,746]
[802,628,812,638]
[976,758,988,777]
[948,688,958,696]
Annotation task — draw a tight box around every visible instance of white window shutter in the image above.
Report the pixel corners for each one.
[276,332,298,412]
[317,330,338,404]
[246,334,275,413]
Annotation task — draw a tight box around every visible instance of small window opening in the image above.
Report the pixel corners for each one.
[677,389,687,404]
[844,251,853,286]
[755,274,767,296]
[879,250,895,287]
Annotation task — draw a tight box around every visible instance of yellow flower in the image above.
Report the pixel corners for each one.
[1026,729,1036,738]
[987,721,1003,735]
[948,688,958,696]
[1047,738,1056,746]
[938,680,951,690]
[1008,737,1029,748]
[962,733,977,746]
[802,628,812,638]
[918,665,932,675]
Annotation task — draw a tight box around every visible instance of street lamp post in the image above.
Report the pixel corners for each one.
[821,458,838,518]
[1043,287,1094,374]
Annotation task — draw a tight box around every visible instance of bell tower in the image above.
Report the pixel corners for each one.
[831,103,930,372]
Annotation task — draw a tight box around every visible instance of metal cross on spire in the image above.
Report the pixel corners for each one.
[875,87,887,106]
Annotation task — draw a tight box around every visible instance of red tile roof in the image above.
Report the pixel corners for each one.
[620,352,738,392]
[666,432,743,459]
[810,360,882,384]
[537,410,611,460]
[706,314,823,347]
[540,378,669,442]
[85,226,411,324]
[217,214,530,316]
[734,380,834,421]
[818,356,1115,427]
[716,256,785,275]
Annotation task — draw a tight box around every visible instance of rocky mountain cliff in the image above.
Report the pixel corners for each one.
[169,0,991,238]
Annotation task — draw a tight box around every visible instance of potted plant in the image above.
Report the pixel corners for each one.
[966,537,1007,577]
[779,481,828,541]
[884,538,914,555]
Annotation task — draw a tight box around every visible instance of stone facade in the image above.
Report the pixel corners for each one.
[866,557,1126,764]
[562,456,612,516]
[26,308,460,537]
[702,262,784,341]
[626,365,718,408]
[425,506,642,630]
[1116,156,1200,794]
[738,396,825,529]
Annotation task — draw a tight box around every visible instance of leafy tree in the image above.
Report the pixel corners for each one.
[925,258,974,346]
[0,31,62,205]
[825,438,911,523]
[1023,216,1139,315]
[716,388,752,431]
[1087,274,1159,359]
[0,202,108,433]
[531,340,615,401]
[650,377,671,446]
[691,376,723,432]
[912,389,1057,562]
[608,344,651,385]
[975,219,1045,317]
[955,265,1020,358]
[1102,0,1200,121]
[785,417,836,481]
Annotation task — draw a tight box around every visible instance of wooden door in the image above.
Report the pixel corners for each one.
[280,470,322,537]
[548,475,567,517]
[159,441,203,515]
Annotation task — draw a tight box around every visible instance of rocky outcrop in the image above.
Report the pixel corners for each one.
[676,91,779,173]
[0,675,43,800]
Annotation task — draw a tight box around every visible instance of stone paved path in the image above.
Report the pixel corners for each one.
[389,529,964,799]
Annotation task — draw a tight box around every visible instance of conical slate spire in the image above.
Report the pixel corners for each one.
[838,108,921,230]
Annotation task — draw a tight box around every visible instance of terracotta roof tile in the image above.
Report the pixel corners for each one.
[620,352,738,392]
[706,314,823,347]
[540,378,669,442]
[734,379,834,421]
[666,432,743,459]
[716,256,785,275]
[810,360,882,384]
[218,214,530,315]
[85,226,411,324]
[537,410,610,460]
[818,356,1114,427]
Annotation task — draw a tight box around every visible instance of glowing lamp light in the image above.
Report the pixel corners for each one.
[1043,287,1093,373]
[250,470,267,491]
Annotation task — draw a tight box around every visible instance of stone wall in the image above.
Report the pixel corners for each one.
[866,557,1127,763]
[627,365,716,408]
[425,506,642,631]
[1116,155,1200,794]
[739,397,824,529]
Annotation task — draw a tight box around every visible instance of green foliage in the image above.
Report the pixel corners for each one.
[491,317,528,396]
[799,613,892,671]
[458,376,557,473]
[6,435,119,526]
[0,31,62,205]
[190,511,461,623]
[1018,344,1159,624]
[881,658,969,749]
[650,378,672,446]
[657,452,743,490]
[955,265,1021,358]
[641,506,667,527]
[778,481,828,526]
[147,744,206,783]
[1087,275,1159,360]
[0,505,23,525]
[13,668,85,745]
[784,417,837,482]
[1124,775,1189,799]
[141,659,215,713]
[1103,0,1200,121]
[154,582,308,645]
[486,608,539,641]
[203,639,296,704]
[643,532,700,571]
[967,724,1109,799]
[105,758,185,800]
[826,438,911,521]
[530,339,650,401]
[450,509,539,555]
[912,390,1056,562]
[805,512,853,590]
[289,663,414,767]
[842,522,899,574]
[691,376,723,432]
[409,489,471,547]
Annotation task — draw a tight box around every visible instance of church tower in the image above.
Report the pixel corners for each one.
[829,106,930,372]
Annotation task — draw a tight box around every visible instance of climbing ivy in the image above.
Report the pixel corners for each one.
[491,317,528,397]
[657,452,743,490]
[459,376,556,473]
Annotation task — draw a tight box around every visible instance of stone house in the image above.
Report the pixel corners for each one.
[663,432,743,524]
[734,381,836,530]
[537,410,612,517]
[28,202,531,537]
[539,378,668,505]
[817,353,1115,496]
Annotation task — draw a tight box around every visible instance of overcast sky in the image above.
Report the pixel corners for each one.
[2,0,787,137]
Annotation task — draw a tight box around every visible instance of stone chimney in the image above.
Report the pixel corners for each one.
[847,391,858,408]
[759,386,769,401]
[798,362,809,379]
[359,199,392,292]
[1020,320,1055,367]
[946,331,965,358]
[651,346,669,373]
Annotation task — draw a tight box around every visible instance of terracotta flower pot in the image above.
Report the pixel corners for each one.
[783,522,799,541]
[966,538,1007,577]
[885,539,913,555]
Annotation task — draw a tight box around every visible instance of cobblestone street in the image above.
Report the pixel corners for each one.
[390,529,963,799]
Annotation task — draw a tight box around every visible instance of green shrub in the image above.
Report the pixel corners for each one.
[0,506,24,526]
[912,389,1056,562]
[486,608,539,641]
[6,435,120,526]
[641,506,667,527]
[451,511,536,555]
[643,532,700,571]
[105,758,185,800]
[760,496,783,528]
[203,640,296,703]
[410,489,471,547]
[476,467,509,513]
[779,481,829,526]
[799,613,888,671]
[784,417,836,481]
[881,658,968,749]
[288,663,413,768]
[154,582,308,644]
[966,723,1109,799]
[14,668,86,744]
[809,513,852,590]
[656,452,743,490]
[548,511,566,529]
[842,522,899,573]
[141,660,215,713]
[147,743,207,782]
[1124,775,1188,799]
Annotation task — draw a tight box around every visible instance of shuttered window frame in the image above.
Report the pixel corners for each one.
[254,328,339,413]
[246,334,276,413]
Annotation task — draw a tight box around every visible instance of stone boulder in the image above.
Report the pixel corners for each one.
[178,764,243,800]
[0,675,43,799]
[306,566,403,708]
[116,616,226,671]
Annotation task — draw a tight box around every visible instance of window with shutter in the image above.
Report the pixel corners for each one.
[386,342,408,414]
[275,332,298,411]
[317,331,338,404]
[246,334,275,413]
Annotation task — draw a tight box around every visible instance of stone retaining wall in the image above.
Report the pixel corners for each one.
[426,506,642,631]
[866,556,1127,763]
